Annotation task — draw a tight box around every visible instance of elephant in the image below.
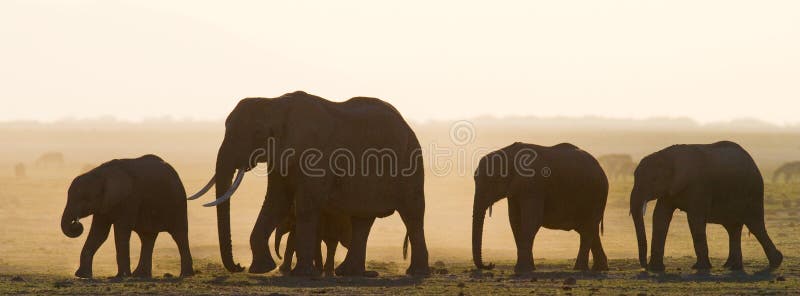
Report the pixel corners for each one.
[35,151,64,168]
[274,209,352,276]
[597,154,636,181]
[61,154,194,278]
[773,161,800,183]
[14,163,26,178]
[472,142,609,273]
[631,141,783,272]
[189,91,429,276]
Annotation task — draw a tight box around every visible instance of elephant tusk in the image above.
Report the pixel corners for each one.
[203,170,245,207]
[187,175,215,200]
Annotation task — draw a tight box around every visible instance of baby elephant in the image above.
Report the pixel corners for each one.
[61,155,194,278]
[275,210,352,276]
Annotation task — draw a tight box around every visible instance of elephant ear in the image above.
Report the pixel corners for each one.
[666,152,691,197]
[99,164,133,213]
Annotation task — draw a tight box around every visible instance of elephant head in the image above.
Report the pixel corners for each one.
[630,150,689,268]
[61,163,132,238]
[472,148,515,270]
[188,97,288,272]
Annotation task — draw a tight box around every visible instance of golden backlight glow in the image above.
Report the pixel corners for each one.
[0,1,798,295]
[1,1,798,124]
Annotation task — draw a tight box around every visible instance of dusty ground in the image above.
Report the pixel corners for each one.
[1,257,798,295]
[1,127,798,294]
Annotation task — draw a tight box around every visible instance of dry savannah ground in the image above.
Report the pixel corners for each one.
[0,120,798,295]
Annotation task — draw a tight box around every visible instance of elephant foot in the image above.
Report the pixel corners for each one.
[278,262,292,275]
[573,261,590,271]
[131,268,150,278]
[179,268,195,278]
[646,261,665,272]
[291,264,321,277]
[768,250,783,269]
[725,262,743,271]
[405,264,430,277]
[722,258,732,268]
[75,267,92,279]
[248,258,277,274]
[362,270,380,277]
[324,270,335,277]
[591,261,609,272]
[691,260,711,271]
[723,257,743,271]
[514,263,535,275]
[335,262,378,277]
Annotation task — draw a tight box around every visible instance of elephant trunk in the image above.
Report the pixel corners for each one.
[215,148,244,272]
[60,204,83,238]
[631,196,648,268]
[472,196,494,270]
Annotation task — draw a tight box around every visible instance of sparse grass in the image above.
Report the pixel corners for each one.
[1,257,798,295]
[1,128,799,294]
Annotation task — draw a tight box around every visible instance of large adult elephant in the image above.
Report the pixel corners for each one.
[472,142,609,274]
[190,91,429,276]
[631,141,783,271]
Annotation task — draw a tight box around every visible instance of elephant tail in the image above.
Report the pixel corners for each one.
[402,232,410,260]
[600,217,605,236]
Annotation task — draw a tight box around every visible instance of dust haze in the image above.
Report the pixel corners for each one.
[1,117,798,276]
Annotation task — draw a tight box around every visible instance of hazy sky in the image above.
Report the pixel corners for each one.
[2,1,798,124]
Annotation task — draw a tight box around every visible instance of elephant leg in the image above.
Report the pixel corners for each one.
[573,229,592,271]
[508,198,522,255]
[648,201,674,272]
[113,224,133,278]
[290,194,322,277]
[745,219,783,269]
[278,231,295,274]
[76,216,112,278]
[397,192,430,276]
[590,230,609,271]
[324,240,337,276]
[687,212,711,270]
[723,224,743,270]
[515,197,542,274]
[170,231,194,277]
[314,238,324,274]
[248,189,291,274]
[132,232,157,278]
[335,216,376,277]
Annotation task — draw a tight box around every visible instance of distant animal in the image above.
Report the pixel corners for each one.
[35,152,65,167]
[597,154,636,180]
[275,210,352,276]
[13,163,26,178]
[631,141,782,271]
[61,155,194,278]
[472,142,609,273]
[188,91,429,277]
[773,161,800,183]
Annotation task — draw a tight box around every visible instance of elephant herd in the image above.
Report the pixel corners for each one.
[61,91,783,279]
